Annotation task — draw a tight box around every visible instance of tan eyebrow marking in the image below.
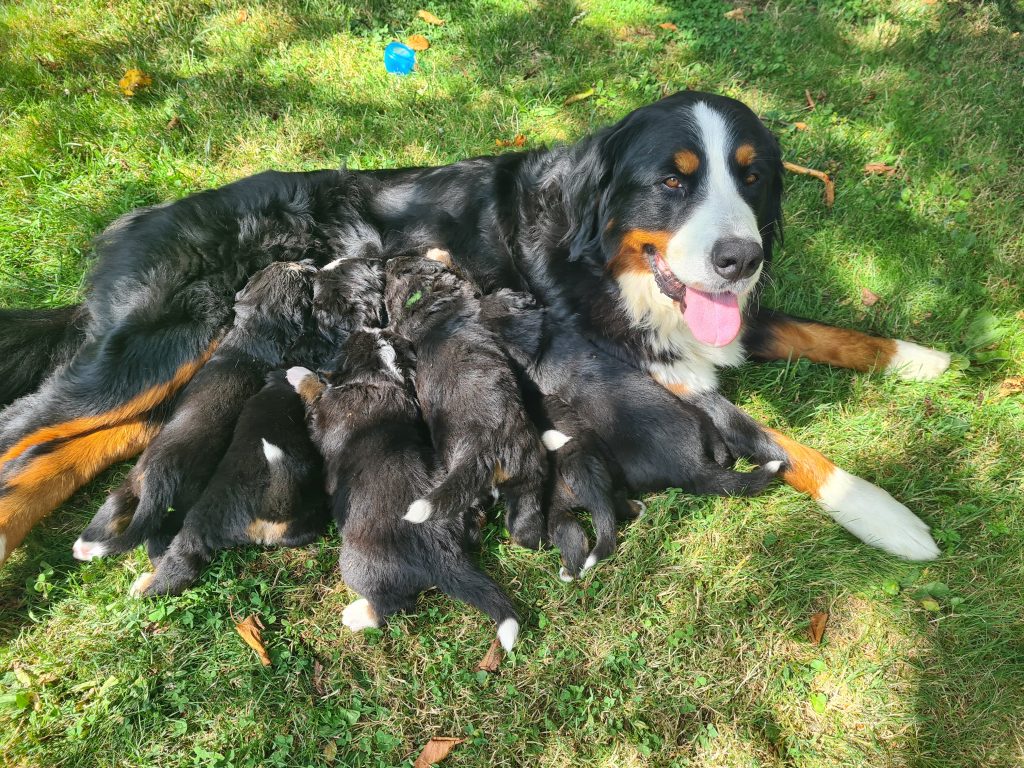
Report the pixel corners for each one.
[673,150,700,175]
[735,144,757,166]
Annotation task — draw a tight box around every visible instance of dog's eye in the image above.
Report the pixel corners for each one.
[744,172,760,185]
[662,176,683,189]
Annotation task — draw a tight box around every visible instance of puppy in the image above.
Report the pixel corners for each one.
[384,253,548,549]
[73,260,317,562]
[290,330,520,651]
[481,291,782,578]
[128,371,327,596]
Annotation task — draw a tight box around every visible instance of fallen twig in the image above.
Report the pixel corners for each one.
[783,160,835,208]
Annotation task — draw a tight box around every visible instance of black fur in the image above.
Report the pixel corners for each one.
[384,254,547,548]
[131,371,327,596]
[298,330,519,648]
[0,306,89,408]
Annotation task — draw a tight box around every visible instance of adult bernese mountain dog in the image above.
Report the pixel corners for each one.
[0,90,950,566]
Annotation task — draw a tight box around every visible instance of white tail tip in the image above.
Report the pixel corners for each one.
[261,439,286,464]
[886,340,952,381]
[817,467,940,560]
[630,500,647,519]
[497,618,520,652]
[72,537,108,561]
[542,430,572,451]
[404,499,433,523]
[285,366,313,390]
[764,460,783,474]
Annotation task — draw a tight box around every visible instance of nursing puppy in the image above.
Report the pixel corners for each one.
[384,253,548,549]
[72,260,317,562]
[127,371,327,596]
[290,330,520,651]
[481,291,782,577]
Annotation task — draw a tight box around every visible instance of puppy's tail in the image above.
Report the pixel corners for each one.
[436,560,521,652]
[405,461,490,524]
[690,461,784,497]
[0,305,89,407]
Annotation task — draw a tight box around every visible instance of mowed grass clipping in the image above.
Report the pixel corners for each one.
[1,1,1023,766]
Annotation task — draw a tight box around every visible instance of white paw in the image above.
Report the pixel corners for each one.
[404,499,433,523]
[580,552,599,574]
[497,617,519,652]
[817,468,939,560]
[285,366,313,390]
[887,341,951,381]
[341,598,380,632]
[629,500,647,519]
[261,439,286,464]
[129,572,155,598]
[558,566,575,583]
[541,430,572,451]
[764,460,783,474]
[72,537,108,561]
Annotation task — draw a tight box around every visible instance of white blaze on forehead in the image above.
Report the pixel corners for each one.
[664,101,762,291]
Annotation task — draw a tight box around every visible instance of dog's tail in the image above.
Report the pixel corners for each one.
[404,459,491,524]
[436,559,521,652]
[0,305,89,408]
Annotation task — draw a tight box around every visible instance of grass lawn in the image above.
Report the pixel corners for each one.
[2,0,1023,765]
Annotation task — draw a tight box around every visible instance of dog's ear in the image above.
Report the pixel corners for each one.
[760,131,784,266]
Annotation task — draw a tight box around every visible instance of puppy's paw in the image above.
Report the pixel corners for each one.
[628,500,647,519]
[72,537,109,561]
[342,598,380,632]
[285,366,313,389]
[404,499,433,523]
[541,430,572,451]
[580,552,600,575]
[128,572,155,598]
[886,341,951,381]
[558,566,576,583]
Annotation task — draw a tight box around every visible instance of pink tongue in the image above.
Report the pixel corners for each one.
[681,288,741,347]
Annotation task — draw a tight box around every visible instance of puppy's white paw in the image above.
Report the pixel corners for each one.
[342,598,380,632]
[629,500,647,519]
[404,499,433,523]
[886,341,951,381]
[817,468,939,560]
[541,430,572,451]
[72,537,108,561]
[558,566,575,583]
[285,366,313,390]
[580,552,599,574]
[129,572,155,598]
[764,460,783,474]
[497,618,520,652]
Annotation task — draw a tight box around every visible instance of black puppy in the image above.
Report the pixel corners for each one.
[73,260,317,562]
[384,253,548,549]
[290,330,520,651]
[127,371,327,596]
[481,291,782,578]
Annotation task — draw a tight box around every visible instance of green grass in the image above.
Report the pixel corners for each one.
[2,0,1023,765]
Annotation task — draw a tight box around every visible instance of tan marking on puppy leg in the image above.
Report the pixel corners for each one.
[765,428,836,499]
[492,462,510,484]
[129,572,155,598]
[674,150,700,175]
[246,519,289,546]
[735,144,757,166]
[424,248,452,267]
[608,229,672,278]
[763,320,897,372]
[0,418,158,564]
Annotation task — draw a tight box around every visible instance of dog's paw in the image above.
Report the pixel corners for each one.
[128,572,155,598]
[558,566,576,583]
[72,537,109,561]
[817,468,939,560]
[541,430,572,451]
[342,598,380,632]
[886,341,951,381]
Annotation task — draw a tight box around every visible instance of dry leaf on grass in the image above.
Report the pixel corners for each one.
[997,376,1024,397]
[414,737,464,767]
[476,638,503,672]
[861,287,880,307]
[323,740,338,763]
[658,22,678,30]
[495,134,526,148]
[166,115,181,130]
[236,8,249,23]
[235,615,271,666]
[118,69,152,97]
[793,121,808,131]
[724,7,746,20]
[563,88,595,106]
[809,612,829,644]
[805,88,816,109]
[783,160,835,208]
[417,9,445,25]
[408,34,430,51]
[864,162,899,177]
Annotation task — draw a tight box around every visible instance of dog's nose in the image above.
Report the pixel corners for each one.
[710,238,764,282]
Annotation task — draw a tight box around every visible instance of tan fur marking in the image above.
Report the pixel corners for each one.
[0,341,217,467]
[247,519,289,546]
[735,144,757,166]
[763,321,897,372]
[650,371,690,397]
[424,248,452,267]
[608,229,672,279]
[297,376,326,404]
[492,463,510,484]
[766,428,836,499]
[0,418,158,563]
[674,150,700,175]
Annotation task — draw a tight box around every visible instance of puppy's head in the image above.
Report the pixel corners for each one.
[383,251,467,325]
[326,328,412,388]
[313,254,385,334]
[232,260,317,338]
[561,91,783,349]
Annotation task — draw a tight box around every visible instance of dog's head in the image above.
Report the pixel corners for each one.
[326,328,413,389]
[560,91,783,349]
[232,259,317,343]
